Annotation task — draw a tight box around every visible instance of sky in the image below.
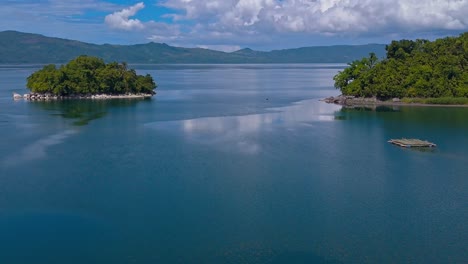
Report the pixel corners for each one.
[1,0,467,51]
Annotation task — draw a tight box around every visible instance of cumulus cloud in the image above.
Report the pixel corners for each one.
[100,0,467,49]
[105,2,145,30]
[161,0,468,34]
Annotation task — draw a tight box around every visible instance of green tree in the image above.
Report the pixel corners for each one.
[333,53,379,97]
[334,33,468,100]
[26,55,157,96]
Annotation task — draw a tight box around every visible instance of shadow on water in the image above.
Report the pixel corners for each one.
[30,99,148,126]
[270,251,342,264]
[332,104,468,157]
[341,105,401,112]
[334,105,468,128]
[211,245,342,264]
[334,105,401,120]
[397,146,438,153]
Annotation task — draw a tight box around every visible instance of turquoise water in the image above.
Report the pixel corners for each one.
[0,64,467,263]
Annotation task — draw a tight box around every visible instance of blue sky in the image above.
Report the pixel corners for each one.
[1,0,467,51]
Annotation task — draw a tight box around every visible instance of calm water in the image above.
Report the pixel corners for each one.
[0,64,467,263]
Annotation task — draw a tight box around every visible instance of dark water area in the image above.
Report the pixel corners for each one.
[0,64,467,263]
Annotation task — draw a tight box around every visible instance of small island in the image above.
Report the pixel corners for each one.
[328,32,467,106]
[16,55,157,100]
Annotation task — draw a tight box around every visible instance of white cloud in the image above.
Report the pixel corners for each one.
[99,0,466,49]
[161,0,468,34]
[105,2,145,30]
[1,0,466,48]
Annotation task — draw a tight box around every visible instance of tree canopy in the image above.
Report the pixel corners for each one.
[26,55,157,95]
[333,33,467,99]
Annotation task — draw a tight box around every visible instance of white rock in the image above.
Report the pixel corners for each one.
[13,93,22,100]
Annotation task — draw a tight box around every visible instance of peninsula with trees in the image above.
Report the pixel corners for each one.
[328,32,467,106]
[16,55,156,100]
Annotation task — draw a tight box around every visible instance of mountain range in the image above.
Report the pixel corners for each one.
[0,31,386,64]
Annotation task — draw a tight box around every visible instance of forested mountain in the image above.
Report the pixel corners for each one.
[0,30,386,63]
[334,33,467,99]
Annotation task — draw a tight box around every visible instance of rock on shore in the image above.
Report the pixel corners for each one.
[13,93,23,100]
[322,95,382,106]
[13,92,155,101]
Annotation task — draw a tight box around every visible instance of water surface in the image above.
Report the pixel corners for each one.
[0,64,467,263]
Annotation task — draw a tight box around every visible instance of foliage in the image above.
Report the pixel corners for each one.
[334,33,468,100]
[26,56,157,95]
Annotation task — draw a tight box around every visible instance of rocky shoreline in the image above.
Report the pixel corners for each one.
[321,95,401,106]
[13,92,155,101]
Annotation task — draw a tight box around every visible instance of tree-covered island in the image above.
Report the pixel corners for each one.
[331,32,467,105]
[23,55,156,100]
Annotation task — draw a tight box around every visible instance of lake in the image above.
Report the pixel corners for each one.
[0,64,467,263]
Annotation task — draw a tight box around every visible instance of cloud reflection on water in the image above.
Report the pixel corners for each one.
[146,100,341,154]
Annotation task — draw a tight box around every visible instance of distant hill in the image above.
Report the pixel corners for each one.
[0,31,386,64]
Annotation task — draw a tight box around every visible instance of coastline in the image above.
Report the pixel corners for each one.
[13,92,155,101]
[322,95,468,108]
